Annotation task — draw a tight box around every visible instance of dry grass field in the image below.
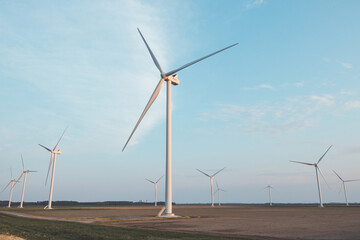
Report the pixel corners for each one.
[2,205,360,240]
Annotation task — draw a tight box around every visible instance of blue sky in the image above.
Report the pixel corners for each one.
[1,0,360,204]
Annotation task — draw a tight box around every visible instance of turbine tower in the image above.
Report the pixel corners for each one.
[1,168,18,208]
[39,127,67,209]
[264,184,273,206]
[333,170,360,206]
[12,154,37,208]
[290,145,332,208]
[122,28,237,217]
[215,180,225,206]
[197,167,225,207]
[145,175,164,206]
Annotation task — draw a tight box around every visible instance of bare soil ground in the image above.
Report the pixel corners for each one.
[0,234,24,240]
[3,205,360,240]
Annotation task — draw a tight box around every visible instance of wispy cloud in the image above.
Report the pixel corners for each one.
[200,94,343,135]
[243,83,274,90]
[323,57,353,69]
[246,0,265,9]
[344,101,360,110]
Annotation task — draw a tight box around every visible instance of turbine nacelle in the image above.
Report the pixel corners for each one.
[165,74,180,86]
[52,150,62,154]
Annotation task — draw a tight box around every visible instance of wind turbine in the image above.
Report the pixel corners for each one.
[39,127,67,209]
[1,168,18,208]
[197,167,225,207]
[290,145,332,208]
[264,184,273,206]
[215,180,225,206]
[12,154,37,208]
[145,175,164,206]
[122,28,237,217]
[333,170,360,206]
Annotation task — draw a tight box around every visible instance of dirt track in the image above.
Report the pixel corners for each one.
[3,205,360,240]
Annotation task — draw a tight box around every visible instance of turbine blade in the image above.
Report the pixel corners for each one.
[11,173,23,189]
[345,179,360,182]
[165,43,238,77]
[137,28,164,74]
[53,126,68,151]
[145,178,155,184]
[28,170,37,173]
[39,144,52,152]
[21,154,25,171]
[45,154,54,185]
[156,175,164,183]
[122,78,165,152]
[216,180,219,190]
[196,169,211,177]
[213,167,225,177]
[317,145,332,164]
[338,183,344,195]
[318,166,330,189]
[332,170,344,182]
[290,160,314,166]
[1,181,12,193]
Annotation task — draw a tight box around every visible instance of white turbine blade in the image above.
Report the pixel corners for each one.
[39,144,52,152]
[122,78,165,152]
[290,160,314,166]
[45,154,54,185]
[53,126,68,151]
[318,166,330,188]
[332,170,344,182]
[21,154,25,171]
[11,173,23,190]
[216,180,219,190]
[1,181,12,193]
[145,178,155,184]
[165,43,238,77]
[345,179,360,182]
[137,28,164,74]
[317,145,332,164]
[196,169,211,177]
[338,183,344,194]
[212,167,225,177]
[156,175,164,183]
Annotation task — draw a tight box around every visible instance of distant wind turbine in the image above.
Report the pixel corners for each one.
[122,28,237,217]
[215,180,226,206]
[39,127,67,209]
[12,154,37,208]
[145,175,164,206]
[290,145,332,208]
[1,168,19,208]
[264,184,273,206]
[197,167,225,207]
[333,170,360,206]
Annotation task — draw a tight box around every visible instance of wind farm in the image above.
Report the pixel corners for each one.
[1,1,360,240]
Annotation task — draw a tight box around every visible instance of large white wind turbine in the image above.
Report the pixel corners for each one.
[290,145,332,208]
[1,168,18,208]
[12,154,37,208]
[215,180,225,206]
[122,28,237,217]
[264,184,273,206]
[197,167,225,207]
[39,127,67,209]
[145,175,164,206]
[333,170,360,206]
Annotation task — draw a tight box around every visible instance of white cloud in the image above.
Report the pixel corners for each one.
[309,94,334,106]
[336,60,352,69]
[243,83,274,90]
[340,89,355,95]
[344,101,360,110]
[295,81,304,87]
[246,0,265,9]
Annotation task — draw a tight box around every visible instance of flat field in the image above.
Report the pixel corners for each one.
[1,205,360,240]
